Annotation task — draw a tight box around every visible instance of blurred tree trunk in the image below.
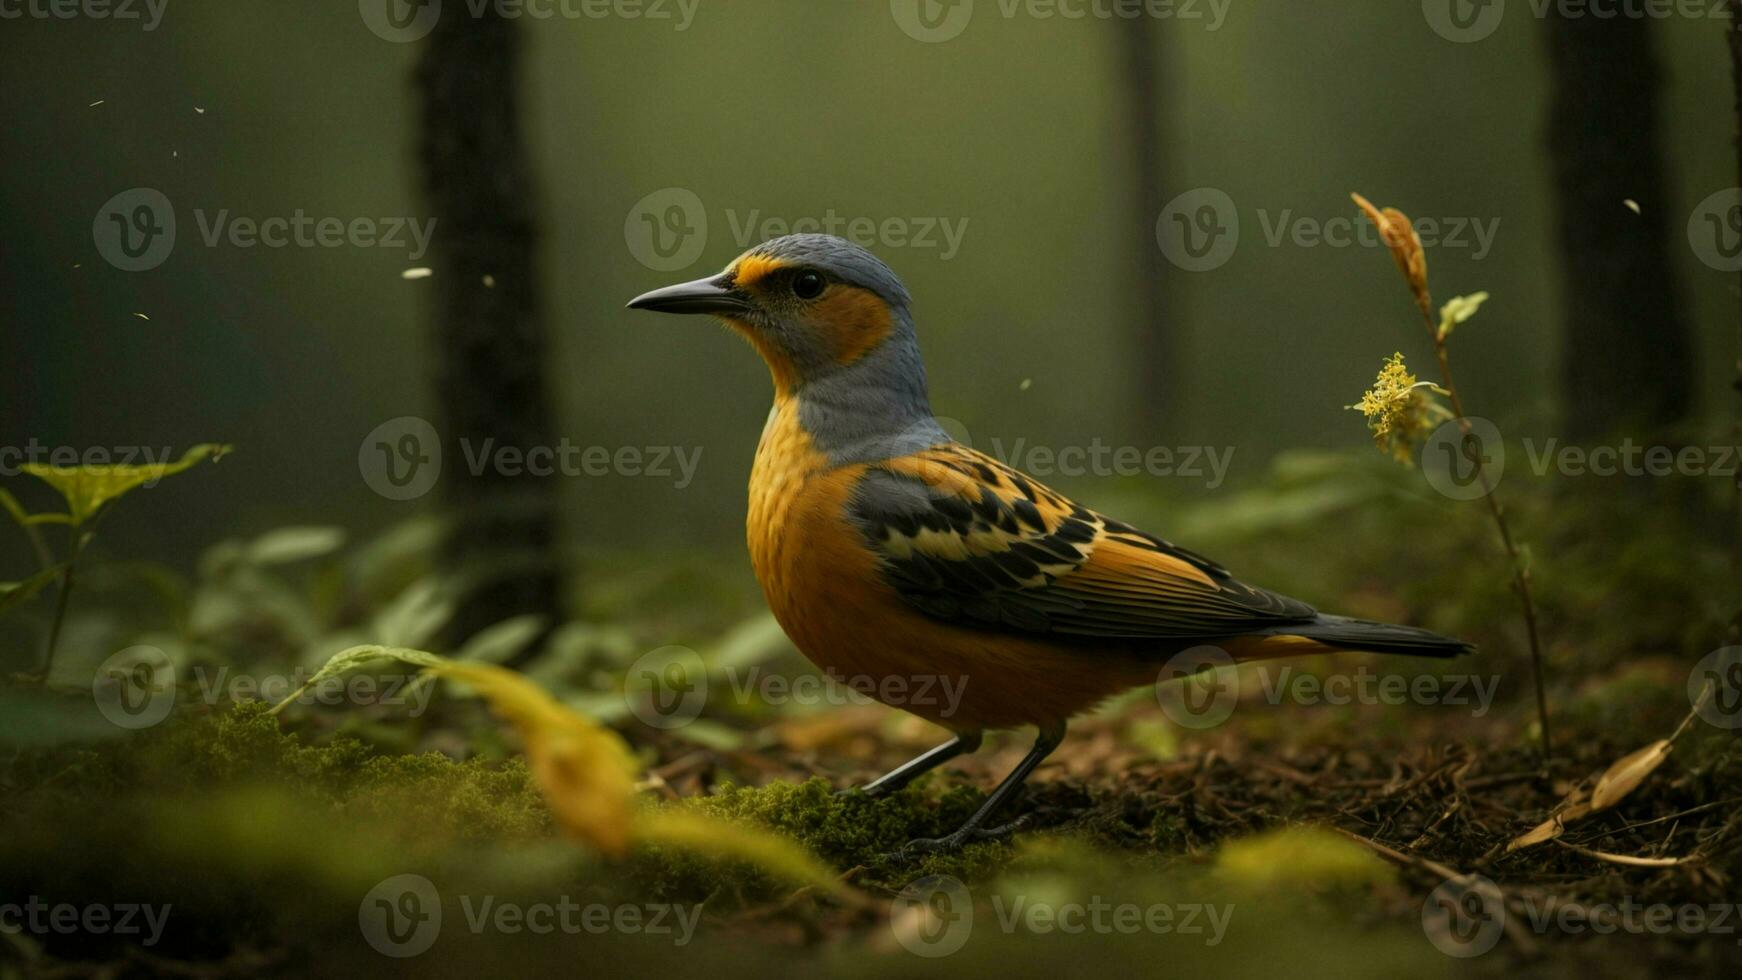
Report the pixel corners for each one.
[416,9,561,654]
[1724,3,1742,642]
[1543,15,1691,440]
[1116,15,1176,438]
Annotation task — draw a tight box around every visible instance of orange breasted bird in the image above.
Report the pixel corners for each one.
[628,234,1471,852]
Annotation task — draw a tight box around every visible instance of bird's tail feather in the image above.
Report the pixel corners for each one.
[1254,614,1473,658]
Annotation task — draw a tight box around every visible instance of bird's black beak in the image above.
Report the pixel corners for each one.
[625,275,753,316]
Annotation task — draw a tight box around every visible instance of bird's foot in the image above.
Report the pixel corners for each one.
[891,814,1034,859]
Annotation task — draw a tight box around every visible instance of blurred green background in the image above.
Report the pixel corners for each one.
[2,0,1736,574]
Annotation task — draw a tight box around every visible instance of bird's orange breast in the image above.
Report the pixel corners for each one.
[745,401,1159,731]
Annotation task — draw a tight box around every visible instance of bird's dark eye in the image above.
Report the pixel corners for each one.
[792,271,826,300]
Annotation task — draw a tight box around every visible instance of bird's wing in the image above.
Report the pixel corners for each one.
[847,443,1316,639]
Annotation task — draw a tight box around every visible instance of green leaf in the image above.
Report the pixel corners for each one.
[0,564,68,618]
[245,526,346,565]
[371,578,453,649]
[1437,291,1491,340]
[19,443,233,525]
[456,614,548,664]
[268,644,446,716]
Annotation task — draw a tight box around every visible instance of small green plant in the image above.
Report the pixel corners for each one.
[1,443,231,680]
[1348,193,1552,760]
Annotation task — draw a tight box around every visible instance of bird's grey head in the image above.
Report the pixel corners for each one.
[626,234,947,462]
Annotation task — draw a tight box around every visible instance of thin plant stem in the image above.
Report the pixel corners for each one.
[40,522,84,680]
[18,521,54,574]
[1408,293,1553,761]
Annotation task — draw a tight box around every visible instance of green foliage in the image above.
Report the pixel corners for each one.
[16,443,232,526]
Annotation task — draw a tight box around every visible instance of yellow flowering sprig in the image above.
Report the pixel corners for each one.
[1348,353,1451,465]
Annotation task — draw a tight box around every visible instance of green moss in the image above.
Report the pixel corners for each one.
[630,776,1013,898]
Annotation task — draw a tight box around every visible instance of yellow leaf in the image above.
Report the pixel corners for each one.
[20,443,232,525]
[424,661,638,857]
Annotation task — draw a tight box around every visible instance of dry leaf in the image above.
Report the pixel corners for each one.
[1589,739,1671,812]
[1507,738,1675,852]
[1507,796,1591,852]
[1351,192,1430,315]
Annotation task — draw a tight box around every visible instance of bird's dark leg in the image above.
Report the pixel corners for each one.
[898,722,1065,856]
[847,730,984,798]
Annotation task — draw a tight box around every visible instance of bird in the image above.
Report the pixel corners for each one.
[627,233,1472,853]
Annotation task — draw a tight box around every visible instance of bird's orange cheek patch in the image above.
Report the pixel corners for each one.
[813,287,893,368]
[722,315,802,395]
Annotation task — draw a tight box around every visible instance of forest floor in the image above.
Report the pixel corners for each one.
[2,452,1739,978]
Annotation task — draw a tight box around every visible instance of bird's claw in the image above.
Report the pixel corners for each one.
[890,814,1034,860]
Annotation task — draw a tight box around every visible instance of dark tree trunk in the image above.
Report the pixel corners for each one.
[1116,16,1176,438]
[1543,16,1692,440]
[416,10,561,652]
[1724,4,1742,641]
